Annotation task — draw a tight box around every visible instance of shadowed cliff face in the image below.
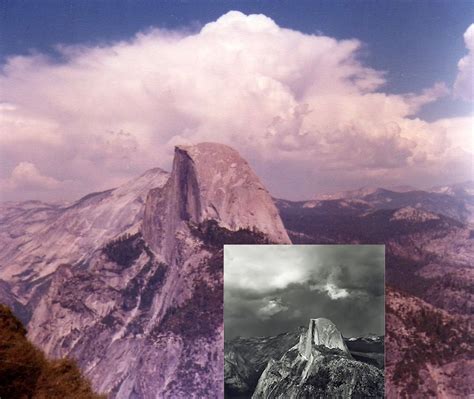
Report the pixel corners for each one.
[1,143,291,399]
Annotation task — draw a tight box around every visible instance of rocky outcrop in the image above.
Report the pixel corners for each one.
[224,327,384,398]
[143,143,290,261]
[225,329,304,397]
[390,206,440,222]
[251,319,384,399]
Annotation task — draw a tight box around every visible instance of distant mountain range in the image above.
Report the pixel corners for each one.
[0,143,472,398]
[278,180,474,225]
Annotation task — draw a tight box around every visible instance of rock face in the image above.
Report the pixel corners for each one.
[0,168,169,293]
[224,327,383,398]
[143,143,290,261]
[0,143,291,399]
[298,318,350,358]
[251,319,384,399]
[224,329,305,397]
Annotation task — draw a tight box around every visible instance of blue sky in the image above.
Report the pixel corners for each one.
[0,1,472,200]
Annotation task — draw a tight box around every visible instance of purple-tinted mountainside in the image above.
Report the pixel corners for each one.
[0,143,289,398]
[275,183,474,398]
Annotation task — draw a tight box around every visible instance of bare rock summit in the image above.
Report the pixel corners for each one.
[143,142,290,260]
[298,317,351,358]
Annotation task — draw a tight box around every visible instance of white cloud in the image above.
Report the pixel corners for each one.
[224,245,313,293]
[257,298,288,319]
[0,11,471,200]
[311,283,349,300]
[3,162,60,191]
[454,24,474,101]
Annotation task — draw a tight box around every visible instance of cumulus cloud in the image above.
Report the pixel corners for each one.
[257,298,289,319]
[224,245,313,293]
[454,24,474,101]
[224,245,384,338]
[0,11,471,200]
[311,283,349,300]
[3,162,60,191]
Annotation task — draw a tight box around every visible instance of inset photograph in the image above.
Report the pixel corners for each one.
[224,245,385,399]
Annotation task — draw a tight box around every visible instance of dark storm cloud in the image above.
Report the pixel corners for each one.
[224,245,384,339]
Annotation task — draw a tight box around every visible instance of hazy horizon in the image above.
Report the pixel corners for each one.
[2,160,471,205]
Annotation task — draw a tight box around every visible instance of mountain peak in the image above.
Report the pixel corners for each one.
[430,180,474,197]
[0,166,169,282]
[143,143,290,259]
[298,318,350,357]
[177,143,289,236]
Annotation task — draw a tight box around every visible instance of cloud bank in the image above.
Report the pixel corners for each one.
[0,11,472,201]
[454,24,474,101]
[224,245,384,339]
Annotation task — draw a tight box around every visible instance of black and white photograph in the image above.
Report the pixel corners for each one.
[224,245,385,398]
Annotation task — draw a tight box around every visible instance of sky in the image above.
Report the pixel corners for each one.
[0,1,473,201]
[224,245,385,339]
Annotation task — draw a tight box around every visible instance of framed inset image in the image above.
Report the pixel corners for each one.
[224,245,385,398]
